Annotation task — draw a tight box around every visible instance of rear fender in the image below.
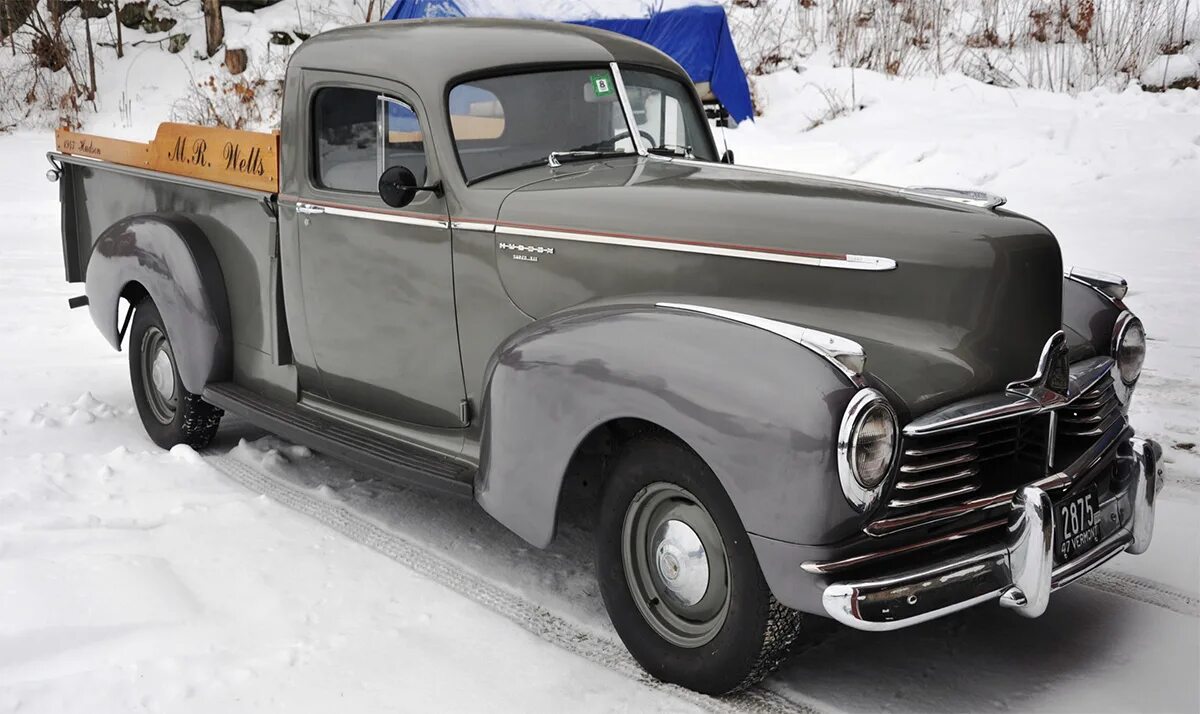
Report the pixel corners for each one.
[475,301,863,549]
[85,214,232,394]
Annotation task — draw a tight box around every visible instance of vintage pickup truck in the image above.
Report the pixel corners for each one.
[47,18,1162,695]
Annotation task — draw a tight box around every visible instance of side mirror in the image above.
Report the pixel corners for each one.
[378,166,443,208]
[720,149,735,165]
[379,165,419,208]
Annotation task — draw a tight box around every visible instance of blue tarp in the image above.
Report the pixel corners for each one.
[382,1,754,123]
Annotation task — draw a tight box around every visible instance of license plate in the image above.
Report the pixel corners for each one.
[1055,489,1101,563]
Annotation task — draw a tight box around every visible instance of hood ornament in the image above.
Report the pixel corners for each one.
[1006,331,1070,407]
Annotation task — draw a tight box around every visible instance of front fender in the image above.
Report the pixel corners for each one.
[85,214,232,394]
[476,302,862,549]
[1062,274,1124,362]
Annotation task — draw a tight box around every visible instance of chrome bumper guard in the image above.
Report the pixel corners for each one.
[822,438,1162,631]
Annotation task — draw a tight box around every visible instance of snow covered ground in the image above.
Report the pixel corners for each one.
[2,67,1198,712]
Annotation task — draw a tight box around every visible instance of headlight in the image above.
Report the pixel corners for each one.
[837,389,899,511]
[1113,313,1145,386]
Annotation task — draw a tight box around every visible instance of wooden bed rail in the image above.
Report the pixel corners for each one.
[55,123,280,193]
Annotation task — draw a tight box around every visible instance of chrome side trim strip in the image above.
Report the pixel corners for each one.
[610,62,647,157]
[497,224,896,270]
[320,204,449,229]
[450,220,496,233]
[656,302,866,384]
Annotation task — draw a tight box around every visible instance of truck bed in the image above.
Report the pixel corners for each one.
[50,123,295,402]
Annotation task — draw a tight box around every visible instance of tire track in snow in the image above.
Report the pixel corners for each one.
[204,454,824,714]
[1080,570,1200,618]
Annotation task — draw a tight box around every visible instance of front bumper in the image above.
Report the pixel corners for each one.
[821,438,1162,631]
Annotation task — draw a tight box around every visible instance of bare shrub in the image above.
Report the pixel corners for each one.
[722,0,1200,93]
[0,0,95,130]
[171,54,286,130]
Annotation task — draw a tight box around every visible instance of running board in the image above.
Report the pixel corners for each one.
[202,382,474,498]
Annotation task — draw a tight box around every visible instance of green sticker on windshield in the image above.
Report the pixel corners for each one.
[590,72,615,98]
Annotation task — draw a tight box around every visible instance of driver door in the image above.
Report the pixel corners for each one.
[292,72,466,428]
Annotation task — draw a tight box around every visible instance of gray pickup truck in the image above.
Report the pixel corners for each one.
[48,18,1162,695]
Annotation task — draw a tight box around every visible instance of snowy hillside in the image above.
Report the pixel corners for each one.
[2,0,1199,710]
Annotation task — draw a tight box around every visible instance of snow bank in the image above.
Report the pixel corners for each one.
[1140,54,1200,89]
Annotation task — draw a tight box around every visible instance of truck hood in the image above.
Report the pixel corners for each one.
[493,157,1063,417]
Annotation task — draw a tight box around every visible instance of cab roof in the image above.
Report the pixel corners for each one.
[287,18,688,93]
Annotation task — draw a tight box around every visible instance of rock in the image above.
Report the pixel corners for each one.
[293,31,310,41]
[269,31,294,46]
[118,1,147,30]
[1139,54,1200,91]
[79,0,112,20]
[223,0,286,10]
[167,32,190,54]
[224,47,248,75]
[141,8,177,33]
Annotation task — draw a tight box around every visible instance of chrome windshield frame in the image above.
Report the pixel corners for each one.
[609,62,648,157]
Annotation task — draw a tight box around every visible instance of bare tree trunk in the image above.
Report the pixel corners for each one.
[83,10,95,99]
[202,0,223,57]
[365,0,375,23]
[112,0,123,58]
[6,0,15,56]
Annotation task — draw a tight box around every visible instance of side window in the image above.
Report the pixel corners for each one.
[382,99,429,184]
[313,87,378,192]
[312,87,429,192]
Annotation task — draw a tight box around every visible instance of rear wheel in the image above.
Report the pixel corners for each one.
[595,437,806,695]
[128,298,223,450]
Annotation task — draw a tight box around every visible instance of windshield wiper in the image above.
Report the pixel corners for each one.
[547,150,630,167]
[467,150,632,186]
[647,144,694,159]
[467,157,553,185]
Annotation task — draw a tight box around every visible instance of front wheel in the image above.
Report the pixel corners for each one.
[128,298,223,450]
[595,437,806,695]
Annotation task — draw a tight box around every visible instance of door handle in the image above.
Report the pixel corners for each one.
[295,202,325,215]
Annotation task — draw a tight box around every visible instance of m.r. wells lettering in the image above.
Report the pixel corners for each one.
[223,142,266,177]
[166,136,211,168]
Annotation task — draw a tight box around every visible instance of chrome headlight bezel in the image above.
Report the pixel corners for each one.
[837,388,899,512]
[1112,311,1145,387]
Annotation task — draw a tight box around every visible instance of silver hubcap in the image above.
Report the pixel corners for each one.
[140,325,178,425]
[621,482,730,648]
[151,349,176,401]
[653,519,709,607]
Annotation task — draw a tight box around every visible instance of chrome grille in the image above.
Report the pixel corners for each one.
[1059,373,1121,438]
[871,358,1127,537]
[889,415,1047,512]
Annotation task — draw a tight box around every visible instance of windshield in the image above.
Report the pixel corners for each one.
[620,69,717,161]
[448,66,714,183]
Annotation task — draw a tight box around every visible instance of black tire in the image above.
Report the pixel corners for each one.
[596,437,806,695]
[128,298,223,450]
